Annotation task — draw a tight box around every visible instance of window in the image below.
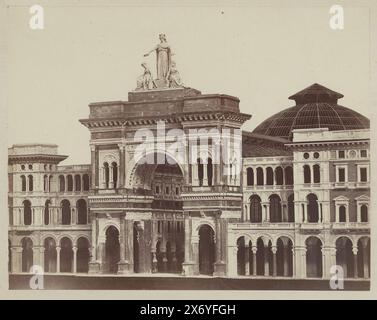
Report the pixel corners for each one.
[67,175,73,191]
[303,165,311,183]
[339,205,346,223]
[197,158,203,186]
[21,165,25,170]
[360,167,368,182]
[165,186,170,194]
[155,185,160,194]
[303,152,309,159]
[337,167,346,183]
[313,165,320,183]
[246,167,254,186]
[256,167,264,185]
[103,162,109,189]
[21,175,26,192]
[249,195,262,223]
[82,174,90,191]
[23,200,32,226]
[207,158,213,186]
[360,205,368,222]
[175,187,179,195]
[313,152,320,159]
[338,151,345,159]
[360,150,367,158]
[28,164,33,170]
[28,175,33,191]
[112,162,118,188]
[44,200,50,225]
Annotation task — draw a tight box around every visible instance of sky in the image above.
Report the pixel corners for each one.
[5,0,372,164]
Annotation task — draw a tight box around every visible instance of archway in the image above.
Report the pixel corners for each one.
[77,237,90,273]
[60,237,73,273]
[336,237,354,278]
[21,238,33,272]
[23,200,32,226]
[269,194,282,222]
[306,236,322,278]
[76,199,87,225]
[357,237,370,278]
[250,195,262,223]
[61,199,71,225]
[237,237,245,275]
[198,224,215,275]
[44,237,57,273]
[276,237,293,277]
[105,226,120,273]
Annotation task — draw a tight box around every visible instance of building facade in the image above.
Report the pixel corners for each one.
[8,83,370,280]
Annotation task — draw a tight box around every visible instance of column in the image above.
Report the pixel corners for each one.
[252,246,257,276]
[263,167,267,185]
[352,246,358,278]
[244,244,250,276]
[253,168,257,187]
[245,203,250,222]
[227,246,238,277]
[39,247,45,272]
[335,204,339,222]
[119,144,125,188]
[71,208,76,225]
[73,247,77,273]
[310,165,314,185]
[266,204,270,222]
[272,246,277,277]
[203,162,208,186]
[302,203,307,223]
[90,145,96,189]
[56,247,61,273]
[109,165,114,189]
[64,175,68,192]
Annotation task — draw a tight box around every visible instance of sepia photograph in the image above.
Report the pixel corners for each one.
[1,0,376,300]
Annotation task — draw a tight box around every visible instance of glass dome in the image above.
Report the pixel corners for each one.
[252,83,370,140]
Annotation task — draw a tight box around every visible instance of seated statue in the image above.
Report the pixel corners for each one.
[168,61,183,88]
[136,63,157,91]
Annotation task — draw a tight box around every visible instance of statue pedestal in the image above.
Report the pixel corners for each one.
[155,79,169,89]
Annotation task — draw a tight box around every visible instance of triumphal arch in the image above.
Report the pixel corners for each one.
[80,37,250,275]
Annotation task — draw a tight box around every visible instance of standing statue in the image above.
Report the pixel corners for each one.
[144,34,171,82]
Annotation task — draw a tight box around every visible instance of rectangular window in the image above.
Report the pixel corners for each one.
[338,150,345,159]
[155,185,160,194]
[360,150,367,158]
[165,186,170,194]
[338,168,345,182]
[360,168,368,182]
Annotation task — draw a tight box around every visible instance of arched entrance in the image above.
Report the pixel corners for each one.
[276,237,293,277]
[306,236,322,278]
[198,224,215,275]
[21,238,33,272]
[237,236,246,275]
[105,226,120,273]
[336,237,354,278]
[357,237,370,278]
[60,237,73,273]
[44,237,57,273]
[77,237,90,273]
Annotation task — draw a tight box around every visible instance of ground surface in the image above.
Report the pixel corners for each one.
[9,274,369,290]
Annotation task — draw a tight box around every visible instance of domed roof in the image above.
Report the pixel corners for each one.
[252,83,369,140]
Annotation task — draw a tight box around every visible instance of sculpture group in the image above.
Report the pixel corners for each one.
[136,34,183,91]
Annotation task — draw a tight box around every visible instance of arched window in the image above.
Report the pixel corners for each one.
[250,195,262,223]
[67,175,73,192]
[112,162,118,188]
[256,167,264,186]
[59,175,65,192]
[21,175,26,192]
[83,174,90,191]
[339,205,346,223]
[246,168,254,186]
[104,162,109,189]
[74,174,81,191]
[303,165,311,183]
[43,175,48,192]
[307,194,319,223]
[44,200,50,225]
[269,194,282,222]
[77,199,87,225]
[284,166,293,185]
[49,175,53,192]
[361,205,368,222]
[197,158,203,186]
[266,167,274,185]
[28,175,33,191]
[61,200,71,225]
[23,200,32,226]
[207,158,213,186]
[313,164,320,183]
[275,167,283,185]
[287,194,295,222]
